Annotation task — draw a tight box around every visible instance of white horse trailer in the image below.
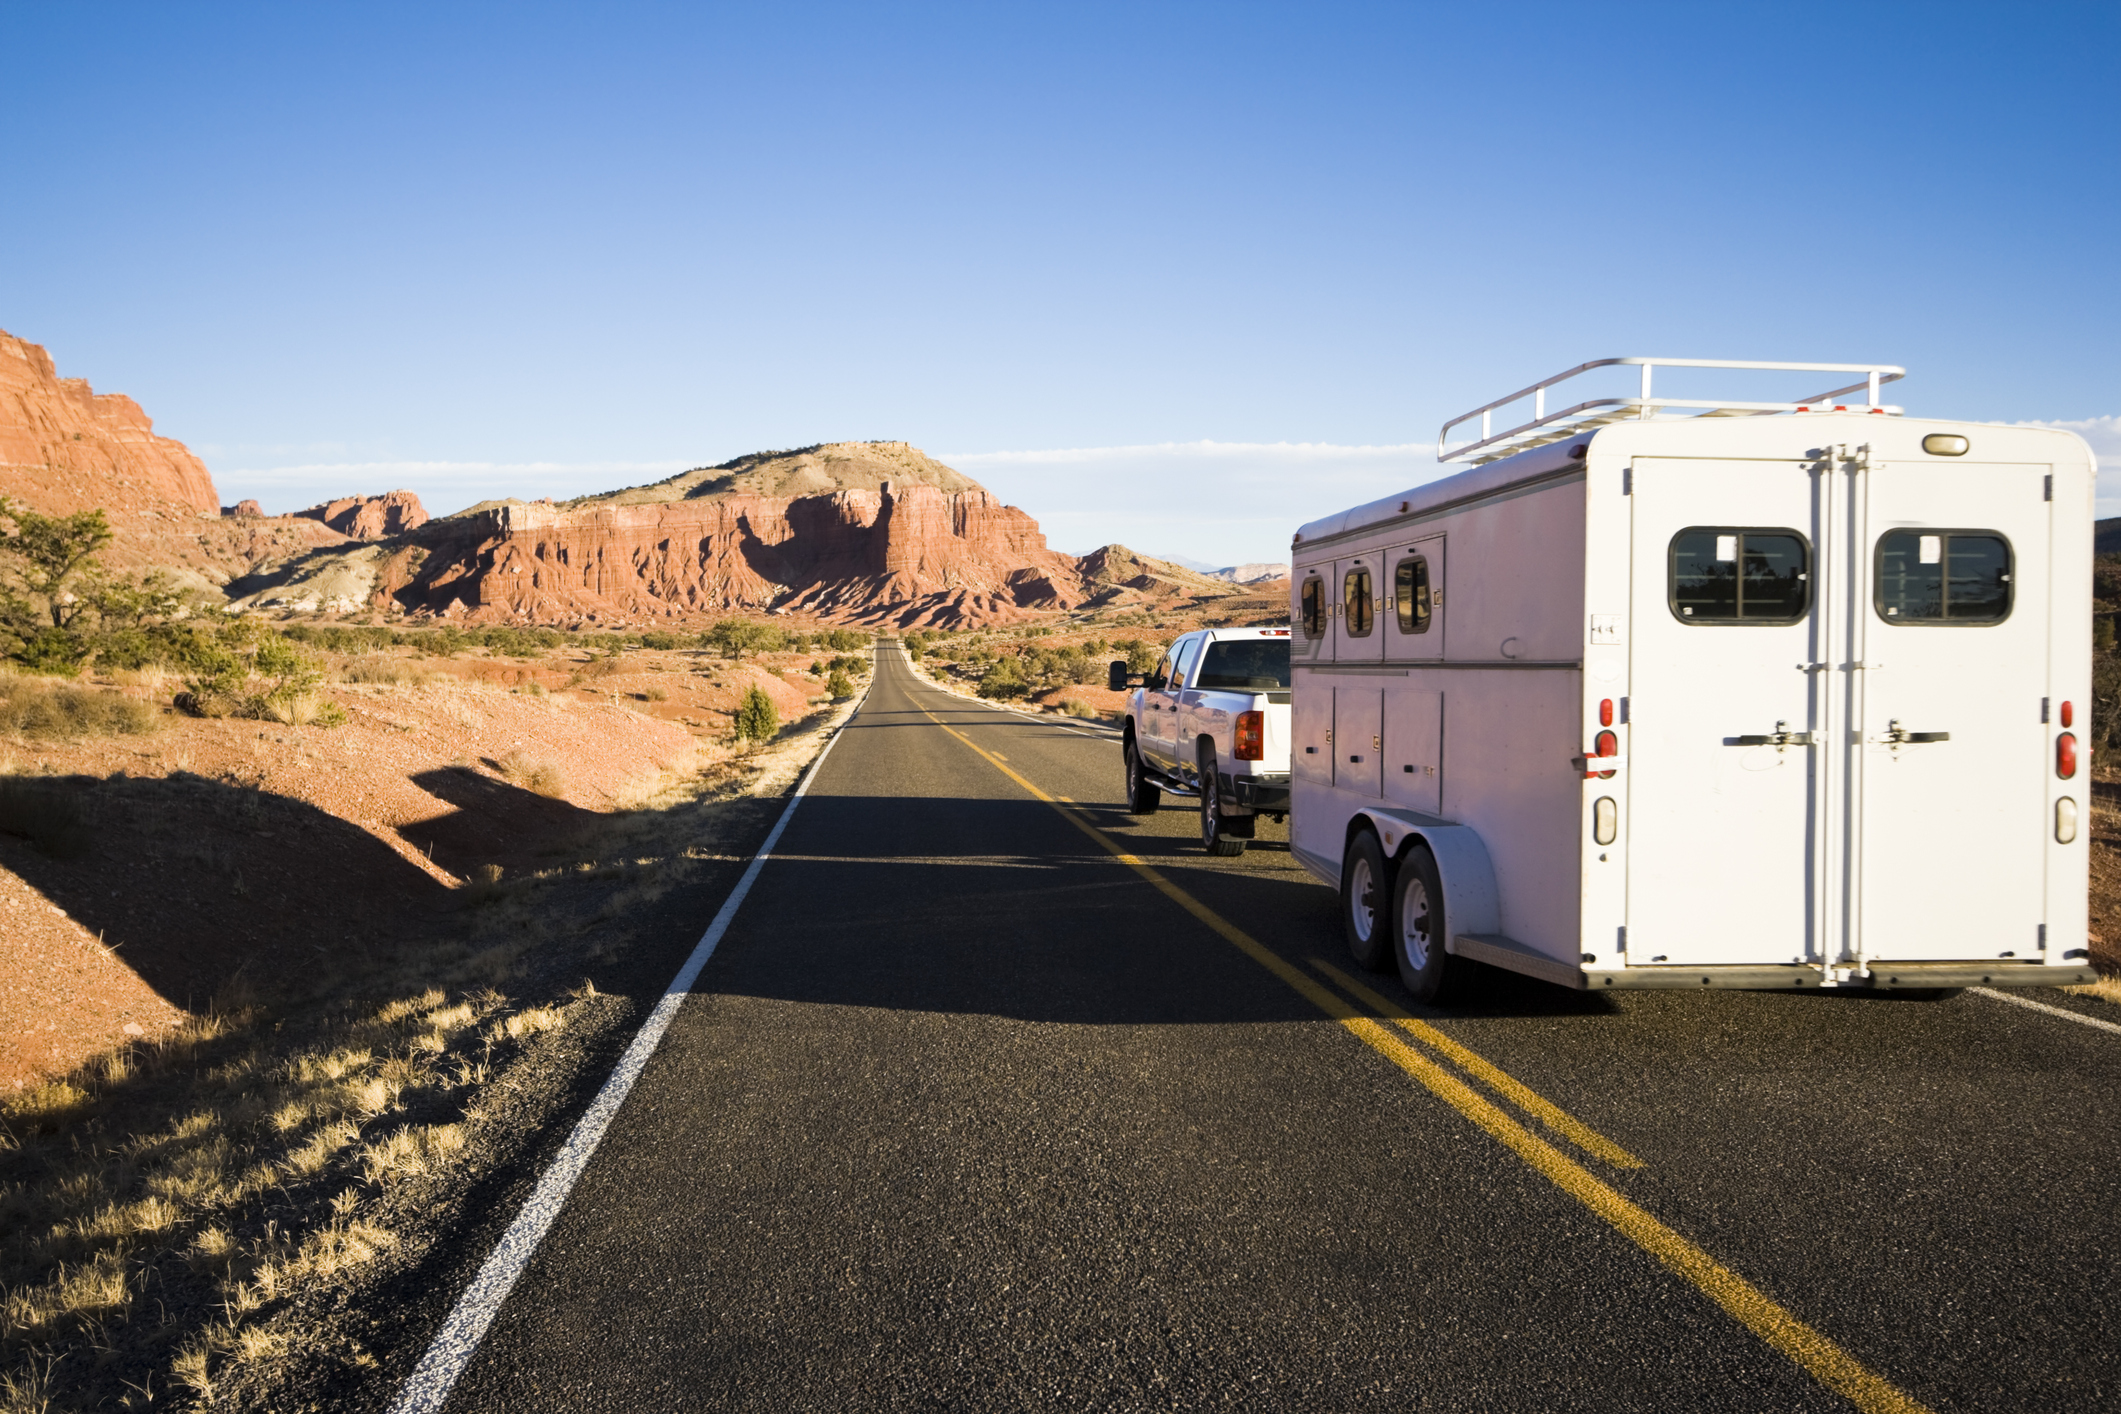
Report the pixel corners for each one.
[1290,357,2100,1001]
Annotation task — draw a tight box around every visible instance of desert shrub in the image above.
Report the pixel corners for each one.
[1116,638,1159,674]
[176,624,343,725]
[733,685,778,742]
[826,654,866,677]
[706,619,788,659]
[12,626,92,675]
[808,660,823,675]
[0,776,92,856]
[91,623,221,673]
[0,680,157,739]
[642,685,669,702]
[817,628,869,652]
[496,751,566,798]
[337,657,431,687]
[637,631,680,651]
[826,668,854,699]
[1061,698,1099,720]
[977,657,1029,700]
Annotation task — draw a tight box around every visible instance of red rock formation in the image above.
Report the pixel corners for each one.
[295,490,428,540]
[398,466,1088,627]
[226,499,265,518]
[0,331,219,516]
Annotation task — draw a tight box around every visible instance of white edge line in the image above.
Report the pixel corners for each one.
[385,688,868,1414]
[1969,985,2121,1036]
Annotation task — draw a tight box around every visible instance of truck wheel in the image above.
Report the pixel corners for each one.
[1123,735,1161,815]
[1392,845,1458,1003]
[1341,830,1392,971]
[1199,754,1247,856]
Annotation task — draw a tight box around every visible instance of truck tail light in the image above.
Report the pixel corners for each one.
[2058,732,2078,780]
[1235,711,1265,761]
[2057,797,2079,844]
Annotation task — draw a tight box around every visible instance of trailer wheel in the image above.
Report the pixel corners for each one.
[1123,734,1161,815]
[1392,845,1458,1003]
[1341,831,1392,971]
[1198,751,1247,856]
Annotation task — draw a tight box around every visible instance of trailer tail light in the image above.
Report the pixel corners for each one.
[1598,698,1613,727]
[2057,733,2078,779]
[1593,796,1617,845]
[1595,729,1617,780]
[1235,711,1265,761]
[2057,797,2079,844]
[2060,700,2074,728]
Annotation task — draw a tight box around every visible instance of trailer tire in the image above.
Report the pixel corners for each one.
[1392,844,1458,1003]
[1341,830,1392,972]
[1123,734,1161,815]
[1198,749,1247,856]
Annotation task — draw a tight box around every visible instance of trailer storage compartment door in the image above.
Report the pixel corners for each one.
[1854,462,2050,961]
[1627,459,1820,966]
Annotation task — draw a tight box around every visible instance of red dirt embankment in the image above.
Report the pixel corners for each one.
[0,644,837,1091]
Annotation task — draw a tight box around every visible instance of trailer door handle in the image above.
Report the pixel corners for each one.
[1729,721,1811,749]
[1881,720,1949,744]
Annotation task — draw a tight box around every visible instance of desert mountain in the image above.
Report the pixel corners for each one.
[0,329,358,594]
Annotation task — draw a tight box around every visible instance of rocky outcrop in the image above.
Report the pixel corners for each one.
[225,499,266,518]
[295,490,428,540]
[371,459,1089,627]
[0,331,219,516]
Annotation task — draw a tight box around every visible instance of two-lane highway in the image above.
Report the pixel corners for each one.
[413,642,2121,1412]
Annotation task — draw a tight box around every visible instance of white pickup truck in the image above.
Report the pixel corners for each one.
[1109,626,1294,854]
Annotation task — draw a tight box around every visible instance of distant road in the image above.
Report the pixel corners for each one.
[412,642,2121,1412]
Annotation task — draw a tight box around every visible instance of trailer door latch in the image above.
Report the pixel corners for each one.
[1731,720,1812,750]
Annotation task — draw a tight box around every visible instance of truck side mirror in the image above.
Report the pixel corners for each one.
[1108,660,1132,691]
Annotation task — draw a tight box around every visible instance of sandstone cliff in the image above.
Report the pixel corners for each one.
[294,490,429,540]
[0,329,348,592]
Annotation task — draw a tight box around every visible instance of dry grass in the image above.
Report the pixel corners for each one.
[0,681,157,739]
[496,749,566,798]
[2064,974,2121,1006]
[334,657,433,688]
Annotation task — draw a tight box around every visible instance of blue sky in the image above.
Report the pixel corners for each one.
[4,2,2115,564]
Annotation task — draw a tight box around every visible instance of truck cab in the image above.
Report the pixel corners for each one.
[1112,626,1293,855]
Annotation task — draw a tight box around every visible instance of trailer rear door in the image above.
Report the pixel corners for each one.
[1626,459,1819,966]
[1855,461,2050,961]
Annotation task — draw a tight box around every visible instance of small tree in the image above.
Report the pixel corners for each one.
[0,498,114,628]
[977,656,1029,700]
[826,668,854,699]
[733,684,778,743]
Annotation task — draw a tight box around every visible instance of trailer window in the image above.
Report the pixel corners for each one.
[1300,577,1325,639]
[1394,556,1431,634]
[1874,531,2012,624]
[1670,529,1810,624]
[1196,640,1292,690]
[1343,567,1374,637]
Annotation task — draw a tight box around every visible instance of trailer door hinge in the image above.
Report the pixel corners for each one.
[2044,474,2053,501]
[1621,466,1631,495]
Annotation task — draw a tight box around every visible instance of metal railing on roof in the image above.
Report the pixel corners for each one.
[1437,358,1907,465]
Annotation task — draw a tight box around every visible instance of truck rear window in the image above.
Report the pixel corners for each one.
[1195,640,1292,690]
[1670,528,1810,624]
[1875,531,2012,624]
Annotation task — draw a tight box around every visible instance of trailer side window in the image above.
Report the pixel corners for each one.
[1669,528,1810,624]
[1874,531,2012,624]
[1394,556,1431,634]
[1343,567,1374,637]
[1300,576,1325,639]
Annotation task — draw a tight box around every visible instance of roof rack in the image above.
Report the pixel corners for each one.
[1437,358,1906,465]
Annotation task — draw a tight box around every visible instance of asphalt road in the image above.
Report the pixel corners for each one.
[423,643,2121,1413]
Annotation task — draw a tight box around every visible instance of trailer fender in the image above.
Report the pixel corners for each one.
[1347,808,1500,949]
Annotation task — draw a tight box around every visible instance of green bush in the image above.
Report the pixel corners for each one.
[13,628,91,675]
[707,619,789,659]
[826,668,854,699]
[733,684,779,742]
[176,623,343,725]
[977,657,1029,700]
[638,631,681,651]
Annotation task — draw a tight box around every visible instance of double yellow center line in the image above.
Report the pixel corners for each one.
[920,701,1933,1414]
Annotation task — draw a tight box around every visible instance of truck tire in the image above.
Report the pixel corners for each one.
[1198,750,1247,856]
[1123,734,1161,815]
[1392,844,1459,1003]
[1341,830,1392,971]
